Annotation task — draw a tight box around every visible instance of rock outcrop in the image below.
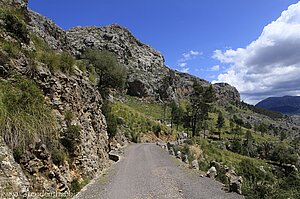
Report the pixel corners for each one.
[0,0,109,195]
[67,25,169,99]
[0,137,29,198]
[66,25,240,103]
[25,9,241,104]
[28,10,71,52]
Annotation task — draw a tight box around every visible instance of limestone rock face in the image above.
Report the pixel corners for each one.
[0,0,28,9]
[27,10,240,103]
[0,137,30,197]
[31,65,109,178]
[66,25,240,103]
[0,2,110,193]
[28,10,71,52]
[213,83,241,104]
[66,25,168,99]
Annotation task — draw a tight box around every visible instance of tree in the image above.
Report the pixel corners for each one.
[170,101,184,130]
[82,49,127,98]
[244,130,255,156]
[234,125,242,140]
[229,119,235,133]
[257,123,268,137]
[189,82,215,137]
[216,111,225,140]
[101,101,122,139]
[270,143,298,165]
[158,71,175,122]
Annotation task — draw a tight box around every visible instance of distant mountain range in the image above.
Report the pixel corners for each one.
[256,96,300,114]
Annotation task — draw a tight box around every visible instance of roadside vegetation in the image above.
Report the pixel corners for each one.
[0,75,57,157]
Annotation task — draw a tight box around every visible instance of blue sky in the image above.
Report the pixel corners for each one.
[29,0,300,104]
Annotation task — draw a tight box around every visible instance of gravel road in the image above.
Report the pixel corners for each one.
[75,143,244,199]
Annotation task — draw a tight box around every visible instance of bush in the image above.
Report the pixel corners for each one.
[70,179,81,194]
[1,40,21,58]
[37,51,60,71]
[13,146,23,163]
[0,51,9,66]
[0,75,57,150]
[31,33,49,51]
[102,101,121,139]
[70,178,89,194]
[51,148,68,166]
[64,110,74,126]
[216,166,229,186]
[152,124,161,135]
[0,7,29,44]
[61,125,81,157]
[60,52,75,74]
[88,66,96,84]
[32,34,76,74]
[270,143,298,165]
[81,49,127,98]
[76,60,87,73]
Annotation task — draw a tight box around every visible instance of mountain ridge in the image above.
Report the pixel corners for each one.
[256,95,300,115]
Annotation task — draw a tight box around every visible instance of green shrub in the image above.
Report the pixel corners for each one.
[88,66,96,84]
[37,51,60,71]
[270,143,298,165]
[70,178,89,194]
[76,60,87,73]
[102,101,121,139]
[31,33,49,52]
[1,40,21,58]
[61,125,81,157]
[0,7,29,43]
[64,110,74,126]
[81,49,127,98]
[35,43,75,74]
[0,75,57,150]
[216,166,229,186]
[0,50,9,65]
[51,148,68,166]
[13,146,23,163]
[152,124,161,135]
[70,179,81,193]
[60,52,75,74]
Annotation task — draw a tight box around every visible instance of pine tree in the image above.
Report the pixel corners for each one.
[216,111,225,140]
[189,82,215,137]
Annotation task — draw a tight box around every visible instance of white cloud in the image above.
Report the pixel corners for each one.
[211,65,220,71]
[178,62,187,67]
[213,1,300,104]
[179,50,202,62]
[180,67,190,73]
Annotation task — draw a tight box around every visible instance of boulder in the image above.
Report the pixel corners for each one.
[206,166,217,179]
[226,169,243,195]
[169,148,175,156]
[191,160,199,170]
[182,154,189,164]
[176,151,182,159]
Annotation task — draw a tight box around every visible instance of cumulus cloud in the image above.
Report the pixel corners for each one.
[178,62,187,67]
[177,50,202,74]
[180,67,190,73]
[211,65,220,71]
[179,50,202,62]
[213,2,300,104]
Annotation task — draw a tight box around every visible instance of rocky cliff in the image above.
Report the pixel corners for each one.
[0,0,109,196]
[27,8,240,103]
[66,25,240,103]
